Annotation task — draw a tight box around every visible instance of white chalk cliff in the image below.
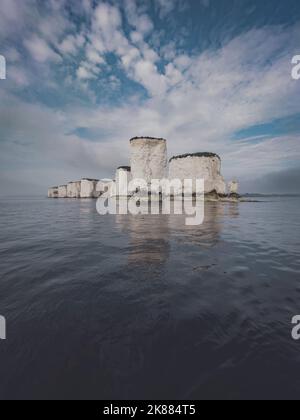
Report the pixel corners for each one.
[58,185,67,198]
[67,182,81,198]
[115,167,132,197]
[130,137,167,185]
[48,137,238,199]
[80,179,99,198]
[96,179,116,197]
[169,153,227,195]
[48,187,58,198]
[228,181,239,195]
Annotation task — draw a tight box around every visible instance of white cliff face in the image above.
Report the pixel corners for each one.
[228,181,239,195]
[48,187,58,198]
[130,138,167,186]
[116,167,132,196]
[169,154,226,195]
[67,182,81,198]
[58,185,67,198]
[96,179,116,197]
[48,138,237,200]
[80,179,99,198]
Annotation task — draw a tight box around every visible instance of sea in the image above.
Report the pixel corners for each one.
[0,196,300,400]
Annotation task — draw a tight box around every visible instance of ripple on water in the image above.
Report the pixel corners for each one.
[0,197,300,399]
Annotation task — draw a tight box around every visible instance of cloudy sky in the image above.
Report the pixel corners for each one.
[0,0,300,194]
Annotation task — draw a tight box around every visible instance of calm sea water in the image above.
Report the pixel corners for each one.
[0,196,300,400]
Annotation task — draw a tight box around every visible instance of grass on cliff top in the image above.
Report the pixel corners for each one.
[169,152,221,162]
[130,136,166,142]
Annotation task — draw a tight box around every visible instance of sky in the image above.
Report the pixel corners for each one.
[0,0,300,194]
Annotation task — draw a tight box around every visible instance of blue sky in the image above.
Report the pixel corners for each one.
[0,0,300,194]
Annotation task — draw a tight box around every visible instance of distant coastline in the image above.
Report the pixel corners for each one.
[241,193,300,198]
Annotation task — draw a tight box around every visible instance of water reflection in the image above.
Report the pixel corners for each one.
[1,197,300,399]
[168,202,226,248]
[115,213,170,265]
[227,202,240,218]
[115,202,231,265]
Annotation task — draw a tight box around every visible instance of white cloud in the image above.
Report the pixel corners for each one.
[9,66,29,87]
[155,0,175,18]
[165,63,183,86]
[223,135,300,182]
[24,36,61,63]
[4,48,21,63]
[1,2,300,194]
[135,14,154,35]
[130,31,144,44]
[87,2,163,96]
[59,34,85,55]
[82,0,93,15]
[160,42,177,61]
[173,54,192,70]
[61,24,300,186]
[93,3,122,33]
[77,62,98,80]
[90,3,129,56]
[86,46,105,65]
[38,14,72,45]
[121,46,140,69]
[134,59,168,95]
[0,0,28,37]
[124,0,154,36]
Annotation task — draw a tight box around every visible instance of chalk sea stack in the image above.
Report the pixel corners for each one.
[96,179,116,197]
[228,180,240,199]
[116,167,132,197]
[48,137,238,200]
[169,153,226,196]
[48,187,58,198]
[67,181,81,198]
[80,179,99,198]
[130,137,168,185]
[58,185,67,198]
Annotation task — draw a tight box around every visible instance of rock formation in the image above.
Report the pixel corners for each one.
[130,137,167,185]
[228,181,239,195]
[80,179,99,198]
[67,181,81,198]
[48,187,58,198]
[115,167,132,197]
[168,153,226,196]
[48,137,238,200]
[58,185,67,198]
[96,179,115,196]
